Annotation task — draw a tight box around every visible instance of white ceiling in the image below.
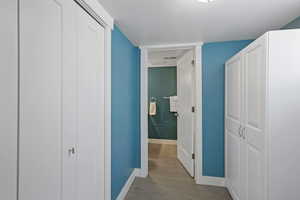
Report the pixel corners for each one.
[97,0,300,46]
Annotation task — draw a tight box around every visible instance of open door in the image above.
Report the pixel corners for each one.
[177,50,195,177]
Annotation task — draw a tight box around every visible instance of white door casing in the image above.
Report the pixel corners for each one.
[177,50,195,177]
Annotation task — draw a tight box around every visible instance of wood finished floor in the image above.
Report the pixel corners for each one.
[125,143,232,200]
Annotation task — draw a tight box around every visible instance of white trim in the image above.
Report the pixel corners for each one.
[148,64,177,68]
[140,43,205,183]
[197,176,226,187]
[104,27,112,200]
[75,0,114,29]
[193,45,203,185]
[141,42,203,51]
[140,48,149,178]
[148,139,177,145]
[75,1,113,199]
[116,169,139,200]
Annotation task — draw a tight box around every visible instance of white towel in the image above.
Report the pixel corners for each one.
[169,96,178,112]
[149,102,157,116]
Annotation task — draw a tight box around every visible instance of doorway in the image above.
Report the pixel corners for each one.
[140,43,203,183]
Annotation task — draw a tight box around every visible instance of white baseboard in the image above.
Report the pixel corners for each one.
[196,176,225,187]
[148,139,177,145]
[135,168,146,178]
[116,168,139,200]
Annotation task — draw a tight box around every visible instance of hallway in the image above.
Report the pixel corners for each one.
[125,144,232,200]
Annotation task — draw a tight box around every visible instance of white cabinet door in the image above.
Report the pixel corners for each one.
[76,6,106,200]
[19,0,75,199]
[225,54,243,200]
[177,50,195,177]
[0,1,18,200]
[242,37,266,200]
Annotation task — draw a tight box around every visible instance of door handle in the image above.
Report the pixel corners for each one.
[242,127,246,139]
[68,147,76,156]
[238,125,242,137]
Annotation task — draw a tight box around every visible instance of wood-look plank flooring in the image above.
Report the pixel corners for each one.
[125,143,232,200]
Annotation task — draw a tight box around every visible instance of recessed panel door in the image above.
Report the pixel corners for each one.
[19,0,66,199]
[225,54,243,200]
[177,50,195,177]
[76,6,106,200]
[243,37,266,200]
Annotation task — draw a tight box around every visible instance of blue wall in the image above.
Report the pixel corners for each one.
[202,40,253,177]
[281,16,300,29]
[111,26,141,200]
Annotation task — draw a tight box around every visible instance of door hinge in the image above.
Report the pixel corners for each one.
[192,106,195,113]
[192,153,195,160]
[191,60,195,65]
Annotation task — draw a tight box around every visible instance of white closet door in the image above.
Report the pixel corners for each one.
[61,1,77,200]
[0,1,18,200]
[19,0,71,199]
[177,50,195,177]
[225,54,243,200]
[242,37,266,200]
[76,6,106,200]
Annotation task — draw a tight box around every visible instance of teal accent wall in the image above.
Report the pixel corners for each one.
[202,40,253,177]
[281,16,300,29]
[148,67,177,140]
[111,26,140,200]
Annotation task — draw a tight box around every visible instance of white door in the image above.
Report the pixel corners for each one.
[242,38,266,200]
[177,50,195,177]
[19,1,106,200]
[0,1,18,200]
[19,0,68,199]
[76,6,106,200]
[225,54,243,200]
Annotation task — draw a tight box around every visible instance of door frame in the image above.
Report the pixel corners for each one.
[74,1,113,199]
[139,43,204,184]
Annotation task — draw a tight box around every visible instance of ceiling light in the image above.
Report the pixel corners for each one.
[197,0,215,3]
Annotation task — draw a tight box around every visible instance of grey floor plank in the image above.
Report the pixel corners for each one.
[125,143,232,200]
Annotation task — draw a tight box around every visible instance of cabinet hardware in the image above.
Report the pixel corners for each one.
[238,126,242,137]
[192,106,195,113]
[242,127,246,139]
[68,147,75,155]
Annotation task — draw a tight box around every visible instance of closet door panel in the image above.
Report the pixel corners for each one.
[0,1,18,200]
[76,6,105,200]
[19,0,65,199]
[61,1,77,200]
[226,55,243,136]
[225,54,243,200]
[226,130,241,199]
[243,38,266,200]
